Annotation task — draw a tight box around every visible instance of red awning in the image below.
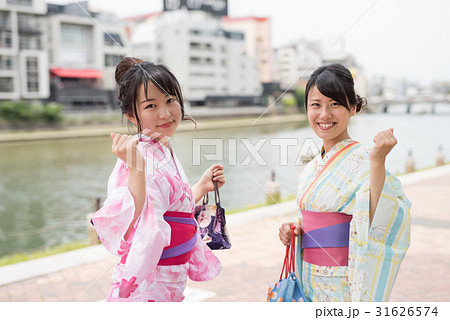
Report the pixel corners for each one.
[50,68,102,79]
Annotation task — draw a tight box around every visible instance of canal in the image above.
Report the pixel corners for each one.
[1,104,449,255]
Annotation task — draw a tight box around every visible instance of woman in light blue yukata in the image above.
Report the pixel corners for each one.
[279,64,411,302]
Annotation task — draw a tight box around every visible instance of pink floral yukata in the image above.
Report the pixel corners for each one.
[91,137,221,302]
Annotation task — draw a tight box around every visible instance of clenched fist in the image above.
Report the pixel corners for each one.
[110,133,145,171]
[369,128,397,163]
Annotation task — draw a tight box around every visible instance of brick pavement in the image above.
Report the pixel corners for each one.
[389,173,450,302]
[1,171,449,302]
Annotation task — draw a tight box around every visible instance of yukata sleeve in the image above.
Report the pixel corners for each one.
[348,152,411,302]
[187,235,222,281]
[91,158,172,298]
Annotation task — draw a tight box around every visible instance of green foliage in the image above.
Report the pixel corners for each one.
[281,95,296,107]
[0,101,63,123]
[294,86,306,111]
[40,103,63,122]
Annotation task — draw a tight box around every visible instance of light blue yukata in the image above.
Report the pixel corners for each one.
[295,139,411,302]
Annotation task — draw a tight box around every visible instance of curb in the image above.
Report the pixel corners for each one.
[0,245,113,286]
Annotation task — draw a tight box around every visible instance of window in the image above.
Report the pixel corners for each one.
[26,57,39,93]
[0,31,13,48]
[7,0,32,5]
[105,54,121,67]
[190,42,201,49]
[0,56,14,70]
[19,35,40,50]
[18,13,37,31]
[190,57,201,64]
[104,33,122,46]
[190,72,215,77]
[0,12,11,29]
[61,24,86,44]
[0,78,14,93]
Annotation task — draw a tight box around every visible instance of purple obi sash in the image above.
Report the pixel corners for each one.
[301,210,352,267]
[157,211,198,266]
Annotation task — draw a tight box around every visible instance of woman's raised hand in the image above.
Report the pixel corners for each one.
[198,163,225,193]
[369,128,397,163]
[110,133,145,171]
[278,222,301,246]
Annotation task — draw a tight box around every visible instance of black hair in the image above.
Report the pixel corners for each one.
[305,63,366,113]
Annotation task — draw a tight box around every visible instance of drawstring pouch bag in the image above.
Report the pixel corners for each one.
[194,181,231,250]
[267,225,307,302]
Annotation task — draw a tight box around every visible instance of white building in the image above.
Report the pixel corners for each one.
[45,1,129,106]
[274,38,368,98]
[0,0,49,101]
[274,39,322,90]
[222,16,273,85]
[46,1,128,90]
[127,8,261,107]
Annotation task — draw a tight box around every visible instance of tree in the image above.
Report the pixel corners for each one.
[294,86,306,112]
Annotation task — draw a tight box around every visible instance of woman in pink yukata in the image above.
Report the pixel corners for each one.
[91,57,225,302]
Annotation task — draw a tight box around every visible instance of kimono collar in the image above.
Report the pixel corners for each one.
[320,138,355,160]
[137,132,188,182]
[138,133,172,155]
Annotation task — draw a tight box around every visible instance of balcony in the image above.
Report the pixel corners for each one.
[18,24,42,35]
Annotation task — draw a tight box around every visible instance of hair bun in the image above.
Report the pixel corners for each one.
[356,95,367,113]
[115,56,144,85]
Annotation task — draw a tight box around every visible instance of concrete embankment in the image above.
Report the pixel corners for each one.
[0,113,307,143]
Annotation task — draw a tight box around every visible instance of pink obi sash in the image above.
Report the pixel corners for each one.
[157,211,198,266]
[301,210,352,267]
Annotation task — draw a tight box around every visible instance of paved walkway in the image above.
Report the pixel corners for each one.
[1,166,449,302]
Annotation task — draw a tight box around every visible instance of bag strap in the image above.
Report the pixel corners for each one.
[202,192,209,205]
[202,180,220,206]
[279,225,296,280]
[213,180,220,205]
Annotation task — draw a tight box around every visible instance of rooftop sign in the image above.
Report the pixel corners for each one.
[163,0,228,16]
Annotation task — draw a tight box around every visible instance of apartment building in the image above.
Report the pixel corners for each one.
[222,16,273,86]
[0,0,49,101]
[46,1,128,107]
[127,1,261,107]
[274,38,322,90]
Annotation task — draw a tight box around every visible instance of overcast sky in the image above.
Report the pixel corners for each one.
[49,0,450,85]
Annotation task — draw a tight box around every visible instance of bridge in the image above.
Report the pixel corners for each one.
[368,95,450,113]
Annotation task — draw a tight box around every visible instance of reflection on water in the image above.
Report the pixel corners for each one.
[1,107,450,255]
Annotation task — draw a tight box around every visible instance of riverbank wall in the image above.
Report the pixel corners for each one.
[0,113,307,144]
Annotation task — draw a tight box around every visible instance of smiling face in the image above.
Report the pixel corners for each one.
[126,81,182,142]
[307,85,356,153]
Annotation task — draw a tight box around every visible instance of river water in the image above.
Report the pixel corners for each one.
[1,103,449,255]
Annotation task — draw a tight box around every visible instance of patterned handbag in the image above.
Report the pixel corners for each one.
[194,181,231,250]
[267,225,307,302]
